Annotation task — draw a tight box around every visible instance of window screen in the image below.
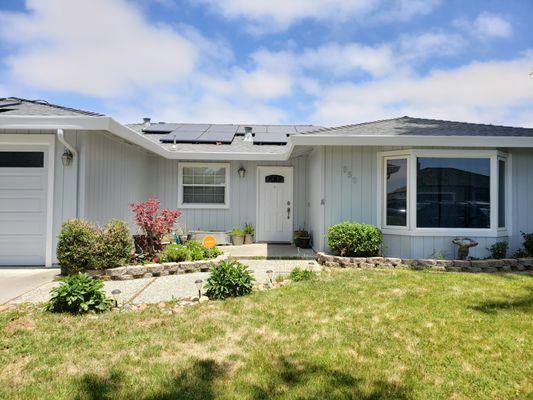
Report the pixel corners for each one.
[182,166,226,204]
[385,158,407,226]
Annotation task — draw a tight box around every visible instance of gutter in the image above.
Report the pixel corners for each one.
[56,128,79,217]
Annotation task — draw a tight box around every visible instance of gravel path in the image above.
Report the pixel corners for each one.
[7,260,319,305]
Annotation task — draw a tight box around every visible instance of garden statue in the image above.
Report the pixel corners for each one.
[452,237,478,260]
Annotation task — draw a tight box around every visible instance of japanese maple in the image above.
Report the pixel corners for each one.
[130,198,182,256]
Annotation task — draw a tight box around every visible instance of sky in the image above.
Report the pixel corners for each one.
[0,0,532,127]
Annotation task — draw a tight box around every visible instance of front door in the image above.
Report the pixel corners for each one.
[257,166,293,242]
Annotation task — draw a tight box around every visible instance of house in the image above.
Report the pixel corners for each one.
[1,97,533,267]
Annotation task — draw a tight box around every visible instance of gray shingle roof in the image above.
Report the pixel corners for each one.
[127,123,323,154]
[0,97,103,116]
[302,116,533,137]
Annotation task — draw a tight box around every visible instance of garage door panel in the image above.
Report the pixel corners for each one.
[0,148,48,266]
[0,174,44,189]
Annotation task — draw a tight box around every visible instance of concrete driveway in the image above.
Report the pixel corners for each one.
[0,268,59,304]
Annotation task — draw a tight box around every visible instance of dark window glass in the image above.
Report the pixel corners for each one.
[265,174,284,183]
[498,159,506,228]
[386,158,407,226]
[0,152,44,167]
[183,186,225,204]
[416,157,490,228]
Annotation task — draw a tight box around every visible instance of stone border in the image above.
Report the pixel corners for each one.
[316,252,533,273]
[96,254,229,280]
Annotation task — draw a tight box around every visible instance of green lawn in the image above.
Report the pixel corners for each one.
[1,269,532,399]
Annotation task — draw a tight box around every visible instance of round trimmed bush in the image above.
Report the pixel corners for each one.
[327,221,382,257]
[57,219,98,275]
[95,219,133,269]
[205,260,255,300]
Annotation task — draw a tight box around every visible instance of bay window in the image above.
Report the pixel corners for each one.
[380,150,508,236]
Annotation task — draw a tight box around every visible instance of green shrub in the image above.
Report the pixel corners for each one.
[289,267,316,282]
[161,244,189,262]
[94,220,133,269]
[521,232,533,256]
[205,260,255,300]
[186,240,208,261]
[487,241,508,259]
[327,222,382,257]
[243,223,255,235]
[57,220,98,275]
[45,273,112,314]
[230,229,244,236]
[203,245,222,259]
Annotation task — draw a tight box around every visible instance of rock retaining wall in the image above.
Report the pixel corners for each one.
[316,252,533,273]
[98,254,228,280]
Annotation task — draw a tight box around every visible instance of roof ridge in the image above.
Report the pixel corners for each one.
[403,115,533,130]
[300,116,408,135]
[2,97,103,116]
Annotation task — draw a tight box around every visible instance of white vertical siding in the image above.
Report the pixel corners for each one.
[323,146,533,259]
[307,147,325,251]
[148,154,309,232]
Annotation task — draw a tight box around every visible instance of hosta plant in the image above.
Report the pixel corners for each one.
[205,260,255,300]
[45,273,112,314]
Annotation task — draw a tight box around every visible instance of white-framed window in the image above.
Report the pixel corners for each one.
[178,162,230,209]
[378,149,509,237]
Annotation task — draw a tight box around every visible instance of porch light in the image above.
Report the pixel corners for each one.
[61,149,73,166]
[238,166,246,179]
[266,269,274,284]
[194,279,203,298]
[111,289,121,307]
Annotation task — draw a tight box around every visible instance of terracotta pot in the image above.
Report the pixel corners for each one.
[244,234,254,244]
[232,235,244,245]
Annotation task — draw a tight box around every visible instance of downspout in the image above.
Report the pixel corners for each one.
[56,128,79,217]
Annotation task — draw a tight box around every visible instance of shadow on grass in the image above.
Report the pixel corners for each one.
[246,357,411,400]
[471,287,533,314]
[74,357,411,400]
[75,359,225,400]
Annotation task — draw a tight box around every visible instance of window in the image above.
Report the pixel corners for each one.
[498,158,506,228]
[379,150,508,236]
[0,151,44,167]
[265,174,284,183]
[385,158,408,227]
[178,163,230,208]
[416,157,490,228]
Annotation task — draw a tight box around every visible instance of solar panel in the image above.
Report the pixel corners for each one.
[253,132,288,144]
[159,131,203,143]
[0,100,21,108]
[196,130,236,143]
[174,124,210,132]
[236,125,267,134]
[143,123,180,133]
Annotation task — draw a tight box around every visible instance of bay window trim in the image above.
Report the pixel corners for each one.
[178,162,231,209]
[377,149,509,237]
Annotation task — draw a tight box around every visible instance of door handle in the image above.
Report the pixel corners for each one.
[287,207,291,219]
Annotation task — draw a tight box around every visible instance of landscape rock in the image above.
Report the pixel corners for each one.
[106,266,126,277]
[116,274,134,280]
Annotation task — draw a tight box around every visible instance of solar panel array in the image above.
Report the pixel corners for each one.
[143,123,319,145]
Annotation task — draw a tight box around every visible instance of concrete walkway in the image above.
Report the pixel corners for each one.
[0,268,60,304]
[6,260,319,305]
[222,244,316,259]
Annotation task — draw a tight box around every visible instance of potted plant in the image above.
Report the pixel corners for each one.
[243,223,254,244]
[230,228,245,245]
[175,223,189,244]
[293,230,312,248]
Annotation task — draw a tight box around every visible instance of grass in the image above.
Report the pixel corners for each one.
[1,268,532,399]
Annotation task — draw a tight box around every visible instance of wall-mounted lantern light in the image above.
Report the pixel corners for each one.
[238,166,246,179]
[61,149,73,166]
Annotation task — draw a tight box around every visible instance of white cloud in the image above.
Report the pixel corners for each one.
[311,55,533,126]
[199,0,440,33]
[455,12,513,40]
[398,32,466,60]
[0,0,199,97]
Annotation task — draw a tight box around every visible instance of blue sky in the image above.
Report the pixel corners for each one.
[0,0,532,126]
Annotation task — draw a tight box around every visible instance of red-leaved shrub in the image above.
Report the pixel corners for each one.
[130,198,182,256]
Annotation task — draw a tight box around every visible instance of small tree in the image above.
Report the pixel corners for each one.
[130,198,182,256]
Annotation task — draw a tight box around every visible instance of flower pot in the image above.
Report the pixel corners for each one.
[244,234,254,244]
[294,236,311,248]
[232,235,244,245]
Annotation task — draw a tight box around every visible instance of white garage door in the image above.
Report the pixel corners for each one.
[0,149,48,265]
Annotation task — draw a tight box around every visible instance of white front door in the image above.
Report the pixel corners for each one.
[257,166,293,242]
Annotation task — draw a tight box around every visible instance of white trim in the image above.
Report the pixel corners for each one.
[377,148,510,237]
[2,116,533,164]
[0,134,55,267]
[256,166,294,242]
[177,162,230,209]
